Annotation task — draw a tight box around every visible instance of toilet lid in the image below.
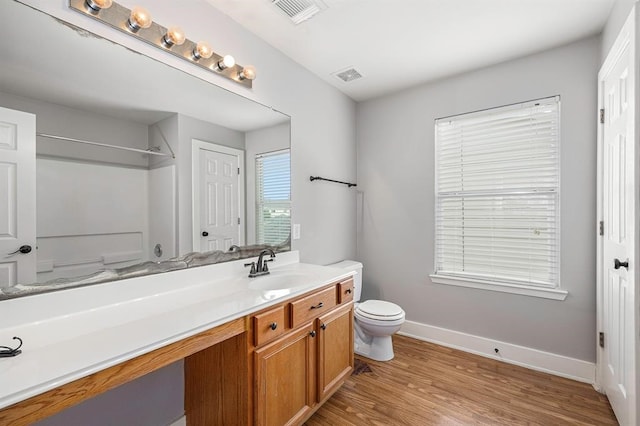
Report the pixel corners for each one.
[356,300,404,321]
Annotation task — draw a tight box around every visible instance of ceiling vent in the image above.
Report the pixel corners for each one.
[333,67,363,83]
[271,0,327,25]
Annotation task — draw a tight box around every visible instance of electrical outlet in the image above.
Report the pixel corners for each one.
[293,224,301,240]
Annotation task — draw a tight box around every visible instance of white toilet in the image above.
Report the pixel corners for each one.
[329,260,405,361]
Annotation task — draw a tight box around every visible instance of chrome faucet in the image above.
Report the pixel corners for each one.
[245,249,276,278]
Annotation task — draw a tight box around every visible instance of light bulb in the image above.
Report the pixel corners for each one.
[192,41,213,60]
[127,6,152,32]
[238,65,256,81]
[162,26,186,47]
[85,0,112,12]
[214,54,235,71]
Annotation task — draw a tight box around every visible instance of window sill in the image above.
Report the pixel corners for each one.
[429,274,568,301]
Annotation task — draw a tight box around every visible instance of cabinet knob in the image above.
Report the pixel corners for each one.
[270,322,277,331]
[201,231,209,237]
[310,302,324,310]
[309,330,316,338]
[320,323,326,330]
[346,288,352,294]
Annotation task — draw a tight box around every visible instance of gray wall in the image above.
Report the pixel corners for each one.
[34,361,184,426]
[356,36,600,362]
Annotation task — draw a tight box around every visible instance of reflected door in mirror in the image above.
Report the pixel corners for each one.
[197,145,243,252]
[0,107,36,287]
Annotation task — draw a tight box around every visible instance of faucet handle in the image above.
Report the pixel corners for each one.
[263,258,274,272]
[244,262,257,275]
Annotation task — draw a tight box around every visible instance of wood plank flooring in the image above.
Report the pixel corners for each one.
[305,335,617,425]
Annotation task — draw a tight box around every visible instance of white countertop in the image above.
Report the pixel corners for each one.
[0,251,353,410]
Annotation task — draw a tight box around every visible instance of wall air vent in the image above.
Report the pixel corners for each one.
[333,67,363,83]
[271,0,327,25]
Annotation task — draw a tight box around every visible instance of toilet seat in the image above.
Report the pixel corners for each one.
[355,300,405,322]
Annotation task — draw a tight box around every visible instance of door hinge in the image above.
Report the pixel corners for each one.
[238,167,240,175]
[238,217,241,225]
[600,108,605,124]
[599,332,605,348]
[599,220,604,236]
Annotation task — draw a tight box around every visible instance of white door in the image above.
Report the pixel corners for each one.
[192,140,244,252]
[598,8,637,426]
[0,106,36,288]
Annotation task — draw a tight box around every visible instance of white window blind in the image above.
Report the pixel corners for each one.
[434,97,560,289]
[256,149,291,245]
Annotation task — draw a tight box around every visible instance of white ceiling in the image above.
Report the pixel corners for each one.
[206,0,616,101]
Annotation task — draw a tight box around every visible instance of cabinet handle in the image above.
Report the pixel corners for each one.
[346,288,352,294]
[270,322,277,331]
[310,302,324,310]
[320,323,326,330]
[310,330,316,337]
[6,245,32,256]
[614,258,629,270]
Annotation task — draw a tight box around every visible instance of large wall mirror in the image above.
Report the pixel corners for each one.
[0,1,291,298]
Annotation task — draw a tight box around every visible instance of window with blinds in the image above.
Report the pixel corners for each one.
[433,96,560,289]
[256,149,291,246]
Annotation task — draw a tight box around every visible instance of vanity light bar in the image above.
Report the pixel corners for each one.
[69,0,255,88]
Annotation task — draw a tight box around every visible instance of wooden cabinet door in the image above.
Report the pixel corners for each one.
[317,303,354,401]
[254,322,316,426]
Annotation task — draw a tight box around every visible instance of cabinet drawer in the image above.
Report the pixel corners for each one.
[338,279,354,304]
[253,305,287,347]
[291,286,337,328]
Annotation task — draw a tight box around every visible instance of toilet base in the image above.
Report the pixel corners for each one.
[354,334,395,361]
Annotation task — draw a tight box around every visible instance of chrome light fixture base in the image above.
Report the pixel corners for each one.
[69,0,253,88]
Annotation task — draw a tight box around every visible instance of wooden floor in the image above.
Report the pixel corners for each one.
[306,335,618,425]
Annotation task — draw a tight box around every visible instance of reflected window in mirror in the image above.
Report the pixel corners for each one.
[256,149,291,245]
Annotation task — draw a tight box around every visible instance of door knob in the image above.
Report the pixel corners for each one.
[202,231,209,237]
[614,258,629,270]
[6,245,32,257]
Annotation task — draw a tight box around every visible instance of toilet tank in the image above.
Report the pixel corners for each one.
[327,260,363,302]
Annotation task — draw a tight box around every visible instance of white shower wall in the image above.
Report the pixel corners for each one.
[36,158,154,282]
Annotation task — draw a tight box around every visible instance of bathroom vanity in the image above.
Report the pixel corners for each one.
[0,252,354,425]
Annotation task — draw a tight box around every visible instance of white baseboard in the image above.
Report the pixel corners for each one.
[399,320,595,384]
[168,416,186,426]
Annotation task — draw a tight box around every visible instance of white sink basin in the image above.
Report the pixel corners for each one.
[248,273,311,291]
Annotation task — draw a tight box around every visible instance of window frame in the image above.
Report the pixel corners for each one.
[430,97,567,300]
